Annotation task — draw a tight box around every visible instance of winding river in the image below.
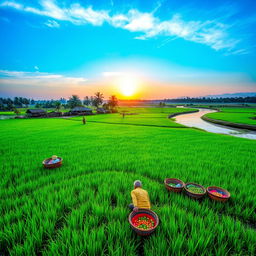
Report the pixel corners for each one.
[175,108,256,140]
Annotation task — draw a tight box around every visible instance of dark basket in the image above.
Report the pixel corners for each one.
[184,182,206,199]
[42,157,63,169]
[207,186,230,202]
[164,178,184,192]
[128,209,159,236]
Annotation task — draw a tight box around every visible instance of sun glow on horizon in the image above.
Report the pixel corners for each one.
[119,76,138,97]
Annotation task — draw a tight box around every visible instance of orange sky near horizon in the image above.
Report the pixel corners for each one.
[1,57,255,100]
[1,77,255,100]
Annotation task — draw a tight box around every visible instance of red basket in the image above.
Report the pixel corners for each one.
[164,178,184,192]
[128,209,159,236]
[207,186,230,202]
[42,157,63,169]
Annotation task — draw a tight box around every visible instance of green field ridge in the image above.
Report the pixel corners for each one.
[204,107,256,130]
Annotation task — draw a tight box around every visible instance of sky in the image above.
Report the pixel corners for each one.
[0,0,256,99]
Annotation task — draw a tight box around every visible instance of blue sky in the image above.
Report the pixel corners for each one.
[0,0,255,99]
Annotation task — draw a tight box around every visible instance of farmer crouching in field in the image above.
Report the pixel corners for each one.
[129,180,151,212]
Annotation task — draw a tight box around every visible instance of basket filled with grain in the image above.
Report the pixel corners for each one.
[207,186,230,202]
[42,155,62,169]
[184,182,206,199]
[164,178,184,192]
[129,209,159,236]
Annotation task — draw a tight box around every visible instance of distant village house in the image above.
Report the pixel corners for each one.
[70,107,93,115]
[47,111,62,117]
[97,108,110,114]
[26,109,47,117]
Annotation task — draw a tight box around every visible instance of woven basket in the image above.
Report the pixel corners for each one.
[129,209,159,236]
[42,157,63,169]
[164,178,185,192]
[207,186,230,202]
[184,182,206,199]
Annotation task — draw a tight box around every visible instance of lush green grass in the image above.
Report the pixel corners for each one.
[219,108,256,113]
[205,108,256,126]
[1,110,256,255]
[0,108,70,116]
[71,107,196,127]
[0,111,25,116]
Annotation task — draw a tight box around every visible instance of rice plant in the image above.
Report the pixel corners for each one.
[1,107,256,255]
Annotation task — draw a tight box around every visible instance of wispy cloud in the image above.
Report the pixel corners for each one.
[0,0,253,54]
[44,19,60,28]
[0,70,88,84]
[69,4,109,26]
[1,1,22,9]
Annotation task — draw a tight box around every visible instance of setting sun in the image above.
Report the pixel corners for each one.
[119,77,138,97]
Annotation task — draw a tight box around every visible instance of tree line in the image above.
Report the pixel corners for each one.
[0,97,32,110]
[67,93,118,111]
[1,95,255,111]
[0,93,118,111]
[163,96,256,103]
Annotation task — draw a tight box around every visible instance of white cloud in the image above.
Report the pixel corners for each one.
[122,9,157,32]
[0,70,88,84]
[226,48,249,56]
[111,14,129,27]
[0,70,27,77]
[33,74,63,79]
[1,1,23,9]
[69,4,109,26]
[39,0,68,20]
[44,19,60,28]
[0,69,59,79]
[0,0,249,54]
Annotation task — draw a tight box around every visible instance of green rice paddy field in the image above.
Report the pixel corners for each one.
[71,107,197,127]
[1,107,256,255]
[205,108,256,126]
[0,109,70,116]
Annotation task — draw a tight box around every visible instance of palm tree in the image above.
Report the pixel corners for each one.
[92,92,104,108]
[55,101,62,111]
[83,96,91,106]
[68,95,82,108]
[108,95,118,111]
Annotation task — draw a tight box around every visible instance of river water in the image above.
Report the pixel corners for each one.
[174,109,256,140]
[0,115,15,120]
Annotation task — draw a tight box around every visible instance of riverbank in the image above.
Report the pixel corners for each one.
[202,107,256,130]
[174,108,256,140]
[202,115,256,131]
[168,109,199,118]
